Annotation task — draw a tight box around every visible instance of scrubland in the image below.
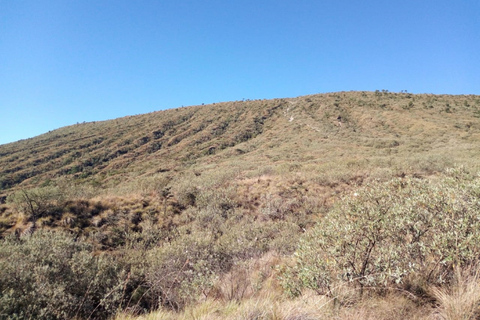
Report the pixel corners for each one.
[1,91,480,319]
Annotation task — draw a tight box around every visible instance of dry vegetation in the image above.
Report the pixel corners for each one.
[1,91,480,319]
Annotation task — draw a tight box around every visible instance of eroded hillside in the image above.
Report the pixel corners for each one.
[1,91,479,195]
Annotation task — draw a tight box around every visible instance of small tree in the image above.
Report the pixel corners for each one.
[7,187,64,222]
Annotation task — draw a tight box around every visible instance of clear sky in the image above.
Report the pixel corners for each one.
[1,0,479,145]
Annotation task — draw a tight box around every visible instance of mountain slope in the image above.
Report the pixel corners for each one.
[1,91,480,318]
[1,91,479,197]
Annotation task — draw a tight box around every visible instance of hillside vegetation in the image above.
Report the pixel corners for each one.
[1,91,480,319]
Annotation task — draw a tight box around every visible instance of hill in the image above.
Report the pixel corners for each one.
[1,91,480,319]
[1,91,479,193]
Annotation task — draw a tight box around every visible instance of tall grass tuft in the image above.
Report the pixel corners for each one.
[430,266,480,320]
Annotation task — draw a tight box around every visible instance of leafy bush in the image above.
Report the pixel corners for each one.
[283,169,480,297]
[142,231,231,311]
[0,231,128,319]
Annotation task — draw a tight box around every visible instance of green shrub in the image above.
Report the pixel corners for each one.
[283,169,480,297]
[143,231,230,310]
[0,231,128,319]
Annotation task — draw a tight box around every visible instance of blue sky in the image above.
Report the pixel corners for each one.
[1,0,479,145]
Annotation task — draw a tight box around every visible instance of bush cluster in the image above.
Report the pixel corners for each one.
[283,168,480,297]
[0,182,310,319]
[0,231,128,319]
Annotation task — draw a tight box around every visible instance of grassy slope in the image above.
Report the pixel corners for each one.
[2,91,480,319]
[1,91,479,194]
[1,91,480,236]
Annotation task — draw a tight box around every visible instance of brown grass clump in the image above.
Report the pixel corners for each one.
[334,294,429,320]
[116,292,433,320]
[209,252,281,303]
[430,266,480,320]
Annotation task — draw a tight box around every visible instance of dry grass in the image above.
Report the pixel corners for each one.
[115,251,434,320]
[114,233,480,320]
[116,295,331,320]
[430,266,480,320]
[2,92,479,197]
[336,295,429,320]
[116,291,434,320]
